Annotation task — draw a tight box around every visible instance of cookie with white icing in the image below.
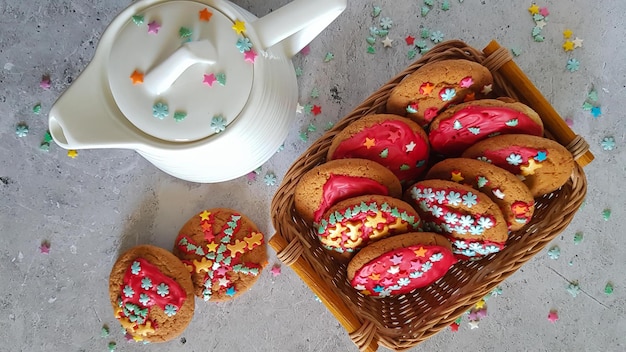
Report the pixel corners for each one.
[327,114,430,184]
[404,179,508,260]
[347,232,456,297]
[425,158,535,231]
[461,134,575,197]
[386,59,493,127]
[428,99,544,156]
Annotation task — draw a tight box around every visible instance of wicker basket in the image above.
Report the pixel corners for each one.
[269,40,592,351]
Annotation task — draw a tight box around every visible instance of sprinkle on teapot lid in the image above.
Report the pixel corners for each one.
[108,1,255,142]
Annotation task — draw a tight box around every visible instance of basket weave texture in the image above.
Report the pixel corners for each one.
[270,40,588,351]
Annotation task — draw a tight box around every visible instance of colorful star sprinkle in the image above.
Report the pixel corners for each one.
[132,14,144,25]
[548,310,558,323]
[604,282,614,295]
[405,35,415,45]
[147,21,160,34]
[199,8,213,21]
[244,49,257,63]
[528,5,548,42]
[39,240,51,254]
[311,105,322,116]
[67,150,78,158]
[382,36,393,48]
[572,37,583,48]
[40,76,51,90]
[270,265,282,277]
[202,73,217,87]
[130,70,144,84]
[232,20,246,35]
[563,41,575,52]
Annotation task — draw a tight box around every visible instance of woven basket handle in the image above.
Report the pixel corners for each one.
[482,40,594,167]
[269,234,379,352]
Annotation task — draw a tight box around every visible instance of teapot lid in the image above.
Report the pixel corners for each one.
[108,1,255,142]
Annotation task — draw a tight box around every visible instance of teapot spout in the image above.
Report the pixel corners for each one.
[251,0,346,58]
[48,62,138,150]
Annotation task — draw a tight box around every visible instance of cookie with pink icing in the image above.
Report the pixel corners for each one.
[428,99,544,156]
[425,158,535,231]
[347,232,456,297]
[404,179,508,260]
[386,59,493,127]
[327,114,430,184]
[294,159,402,224]
[461,134,575,197]
[109,245,195,342]
[316,195,421,258]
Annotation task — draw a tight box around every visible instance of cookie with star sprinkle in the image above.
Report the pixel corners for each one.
[425,158,535,231]
[462,134,575,197]
[386,59,493,127]
[428,99,544,156]
[173,209,267,302]
[315,195,421,260]
[294,158,402,224]
[347,232,457,297]
[109,245,195,342]
[327,114,430,184]
[404,179,508,260]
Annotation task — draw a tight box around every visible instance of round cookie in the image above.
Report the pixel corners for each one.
[404,179,508,260]
[461,134,575,197]
[386,59,494,127]
[327,114,430,184]
[425,158,535,231]
[172,208,267,302]
[347,232,456,297]
[109,245,195,343]
[294,158,402,224]
[428,99,544,156]
[316,195,421,257]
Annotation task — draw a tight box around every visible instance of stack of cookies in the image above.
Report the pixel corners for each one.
[294,59,575,298]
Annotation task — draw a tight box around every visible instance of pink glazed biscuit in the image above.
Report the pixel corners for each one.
[428,99,544,156]
[347,232,456,297]
[327,114,430,184]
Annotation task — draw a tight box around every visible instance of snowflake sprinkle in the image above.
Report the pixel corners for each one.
[210,115,227,133]
[430,31,444,43]
[566,58,580,72]
[601,137,616,151]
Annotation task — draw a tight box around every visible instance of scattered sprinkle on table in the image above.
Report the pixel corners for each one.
[405,35,415,45]
[441,0,450,10]
[573,37,584,48]
[565,117,574,127]
[379,17,393,30]
[563,29,573,38]
[307,123,317,132]
[264,173,277,186]
[40,76,51,90]
[295,67,303,77]
[324,122,334,131]
[573,232,583,245]
[295,103,304,114]
[324,52,334,62]
[547,310,558,323]
[430,31,444,43]
[547,246,560,259]
[604,282,614,295]
[310,87,319,99]
[107,341,116,352]
[15,124,29,137]
[566,58,580,72]
[450,322,459,332]
[33,103,41,114]
[511,48,522,57]
[591,106,602,118]
[602,209,611,221]
[299,131,308,142]
[67,150,78,159]
[101,325,110,338]
[303,103,313,114]
[372,5,381,17]
[39,240,51,254]
[270,265,282,277]
[468,320,479,329]
[382,36,393,48]
[601,137,615,151]
[311,105,322,116]
[567,281,580,297]
[491,286,503,296]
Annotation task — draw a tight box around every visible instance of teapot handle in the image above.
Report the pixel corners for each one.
[250,0,346,58]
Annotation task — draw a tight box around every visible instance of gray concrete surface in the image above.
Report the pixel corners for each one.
[1,0,625,351]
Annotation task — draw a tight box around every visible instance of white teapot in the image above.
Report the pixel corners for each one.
[49,0,346,182]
